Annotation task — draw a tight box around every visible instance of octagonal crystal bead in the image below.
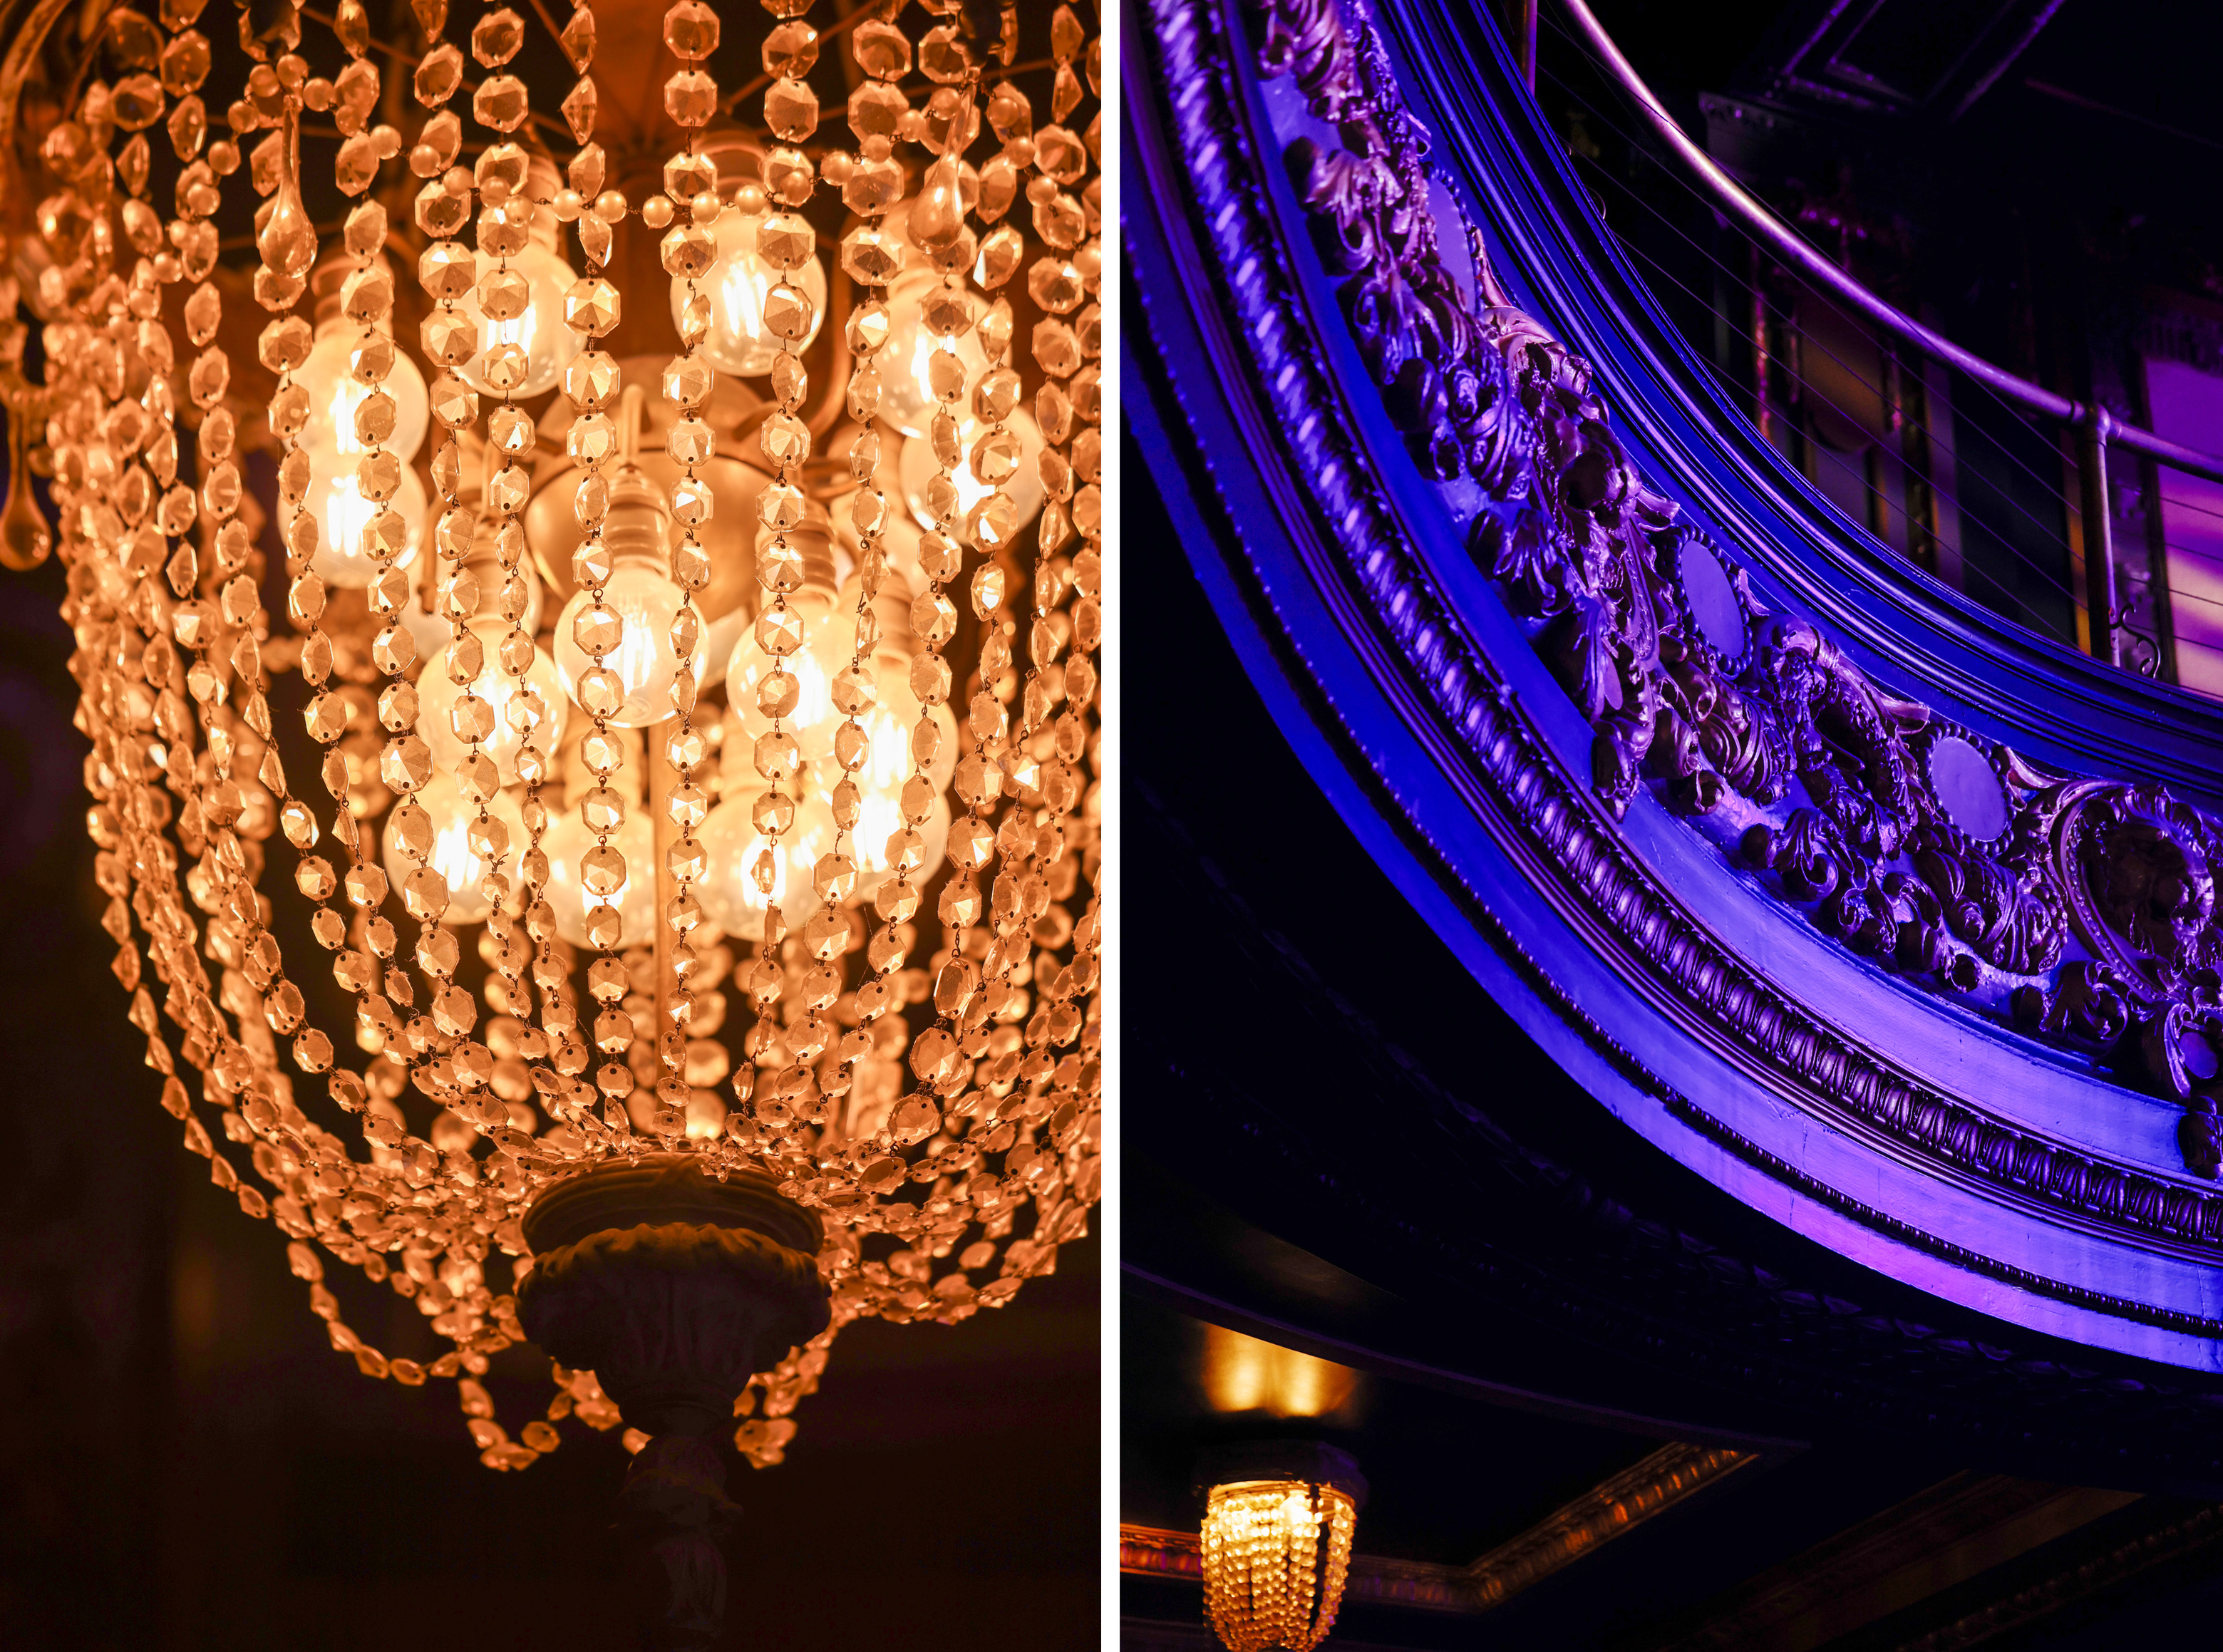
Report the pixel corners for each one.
[564,276,619,336]
[564,349,619,406]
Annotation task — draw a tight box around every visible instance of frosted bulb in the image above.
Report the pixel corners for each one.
[418,620,567,785]
[674,212,829,378]
[306,460,427,589]
[380,774,527,927]
[876,267,989,440]
[541,804,655,949]
[696,790,838,942]
[725,604,847,764]
[898,408,1046,538]
[294,321,431,463]
[456,242,581,398]
[553,559,700,728]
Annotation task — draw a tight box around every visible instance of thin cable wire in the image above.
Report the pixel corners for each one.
[1542,20,2223,548]
[1536,11,2106,516]
[1537,51,2091,538]
[1532,19,2223,656]
[1576,158,2085,599]
[1599,215,2085,616]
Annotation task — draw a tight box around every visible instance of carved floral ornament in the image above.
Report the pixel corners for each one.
[0,0,1102,1476]
[1225,0,2223,1179]
[1130,0,2223,1285]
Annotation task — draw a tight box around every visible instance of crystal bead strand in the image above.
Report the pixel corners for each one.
[731,0,817,1150]
[116,16,230,1100]
[558,166,638,1145]
[495,1,601,1151]
[396,0,545,1455]
[125,31,354,1348]
[850,62,974,1194]
[416,7,518,1102]
[173,52,320,1147]
[654,0,722,1142]
[443,4,559,1464]
[54,66,229,1162]
[819,21,909,1167]
[1005,3,1103,1270]
[451,6,542,1149]
[947,44,1036,1134]
[531,0,604,1182]
[257,9,431,1385]
[522,50,607,1431]
[903,72,997,1194]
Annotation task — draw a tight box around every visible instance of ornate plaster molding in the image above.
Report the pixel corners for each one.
[1132,0,2223,1278]
[1252,0,2223,1156]
[1463,1442,1754,1607]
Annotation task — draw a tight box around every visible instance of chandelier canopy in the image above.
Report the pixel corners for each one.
[2,0,1100,1484]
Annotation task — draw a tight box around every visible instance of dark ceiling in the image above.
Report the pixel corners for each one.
[1572,0,2223,289]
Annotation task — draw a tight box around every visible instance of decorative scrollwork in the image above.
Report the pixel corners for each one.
[1240,0,2223,1174]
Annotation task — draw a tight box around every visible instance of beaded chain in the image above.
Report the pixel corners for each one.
[19,0,1103,1472]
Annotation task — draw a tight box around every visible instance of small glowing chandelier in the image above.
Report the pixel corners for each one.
[1198,1443,1367,1652]
[0,0,1099,1635]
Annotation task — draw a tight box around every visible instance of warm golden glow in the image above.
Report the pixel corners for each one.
[1200,1481,1358,1652]
[1202,1325,1361,1418]
[14,0,1102,1483]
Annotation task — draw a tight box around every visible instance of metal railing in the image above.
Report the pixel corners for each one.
[1555,0,2223,670]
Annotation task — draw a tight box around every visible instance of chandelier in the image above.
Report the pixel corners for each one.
[0,0,1099,1635]
[1197,1443,1366,1652]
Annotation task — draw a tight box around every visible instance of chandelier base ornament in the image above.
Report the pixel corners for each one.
[518,1155,830,1652]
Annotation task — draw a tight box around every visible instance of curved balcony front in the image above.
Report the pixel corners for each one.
[1125,0,2223,1402]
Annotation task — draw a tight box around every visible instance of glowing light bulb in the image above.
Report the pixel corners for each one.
[726,603,847,763]
[674,211,829,378]
[418,619,567,785]
[696,789,837,942]
[898,408,1046,543]
[875,267,990,440]
[380,774,527,928]
[294,319,431,465]
[701,687,958,941]
[455,242,581,399]
[820,701,953,904]
[552,466,699,728]
[541,802,655,950]
[854,686,957,897]
[307,461,427,589]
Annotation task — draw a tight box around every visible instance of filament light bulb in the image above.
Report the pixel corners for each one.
[726,604,847,764]
[697,788,838,942]
[418,619,567,785]
[380,774,527,928]
[541,803,655,951]
[456,241,581,400]
[294,318,430,466]
[307,462,428,589]
[898,408,1046,542]
[552,465,699,728]
[675,211,829,378]
[876,267,990,440]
